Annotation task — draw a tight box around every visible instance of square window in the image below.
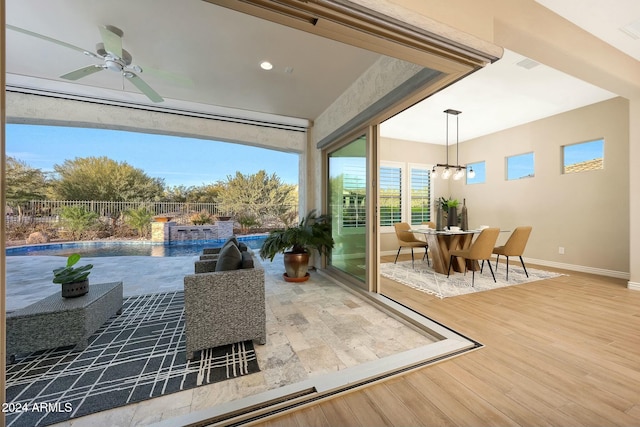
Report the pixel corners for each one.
[563,139,604,174]
[466,161,486,184]
[506,152,534,180]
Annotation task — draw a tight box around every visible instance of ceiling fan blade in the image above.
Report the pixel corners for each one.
[61,65,104,80]
[99,25,123,58]
[7,24,88,54]
[140,66,195,88]
[126,72,164,103]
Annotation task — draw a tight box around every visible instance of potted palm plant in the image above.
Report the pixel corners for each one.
[53,253,93,297]
[260,210,334,282]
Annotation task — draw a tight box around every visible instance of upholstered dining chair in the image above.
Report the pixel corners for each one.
[447,227,500,286]
[492,226,533,280]
[394,222,429,268]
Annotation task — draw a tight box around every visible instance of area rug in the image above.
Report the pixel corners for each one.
[5,291,260,427]
[381,260,562,299]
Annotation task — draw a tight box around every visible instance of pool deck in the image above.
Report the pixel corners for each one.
[6,255,196,312]
[4,252,447,427]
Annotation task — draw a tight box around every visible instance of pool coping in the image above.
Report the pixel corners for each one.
[5,234,270,256]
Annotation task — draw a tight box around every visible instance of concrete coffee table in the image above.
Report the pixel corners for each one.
[6,281,123,363]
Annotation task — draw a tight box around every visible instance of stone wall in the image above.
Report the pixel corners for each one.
[151,221,234,243]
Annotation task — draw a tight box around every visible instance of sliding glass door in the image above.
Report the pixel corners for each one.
[327,134,367,285]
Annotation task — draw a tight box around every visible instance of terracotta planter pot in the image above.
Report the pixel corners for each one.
[283,252,310,281]
[61,279,89,298]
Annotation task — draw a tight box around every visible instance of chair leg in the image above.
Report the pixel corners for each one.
[506,256,510,281]
[411,248,415,268]
[394,246,402,264]
[471,269,475,287]
[447,255,454,278]
[495,254,500,271]
[424,247,430,266]
[480,260,484,273]
[519,256,529,277]
[486,258,496,282]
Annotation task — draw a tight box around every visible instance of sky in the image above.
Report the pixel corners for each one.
[6,124,300,187]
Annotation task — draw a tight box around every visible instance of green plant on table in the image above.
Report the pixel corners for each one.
[53,253,93,284]
[439,197,459,212]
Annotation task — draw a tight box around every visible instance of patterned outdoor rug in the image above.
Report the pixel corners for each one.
[5,291,259,427]
[381,260,562,299]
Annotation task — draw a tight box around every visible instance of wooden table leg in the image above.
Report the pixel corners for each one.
[423,233,478,274]
[425,234,446,274]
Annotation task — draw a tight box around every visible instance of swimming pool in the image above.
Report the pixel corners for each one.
[5,235,268,258]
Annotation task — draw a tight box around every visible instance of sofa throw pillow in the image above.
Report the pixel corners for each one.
[215,240,243,271]
[222,236,239,248]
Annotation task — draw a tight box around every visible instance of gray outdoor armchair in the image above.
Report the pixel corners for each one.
[183,250,266,361]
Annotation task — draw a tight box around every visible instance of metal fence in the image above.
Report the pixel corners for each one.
[5,200,298,229]
[5,200,224,225]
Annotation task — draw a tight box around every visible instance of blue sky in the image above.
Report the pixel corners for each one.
[6,124,300,187]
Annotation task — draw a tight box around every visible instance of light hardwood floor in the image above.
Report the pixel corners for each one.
[250,257,640,426]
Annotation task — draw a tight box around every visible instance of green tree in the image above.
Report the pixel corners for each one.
[5,157,50,216]
[217,170,297,223]
[124,206,154,238]
[51,156,165,201]
[187,183,224,203]
[59,205,99,240]
[163,185,192,202]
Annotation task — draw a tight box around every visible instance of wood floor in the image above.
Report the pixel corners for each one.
[250,257,640,427]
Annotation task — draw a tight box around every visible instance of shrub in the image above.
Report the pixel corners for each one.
[190,210,215,225]
[236,212,260,234]
[124,207,154,238]
[59,206,99,240]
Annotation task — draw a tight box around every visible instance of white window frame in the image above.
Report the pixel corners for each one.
[380,161,433,232]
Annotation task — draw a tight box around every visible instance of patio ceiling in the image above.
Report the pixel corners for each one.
[5,0,639,144]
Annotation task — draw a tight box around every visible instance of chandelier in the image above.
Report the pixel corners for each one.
[431,109,475,180]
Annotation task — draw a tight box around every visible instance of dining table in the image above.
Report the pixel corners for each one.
[408,227,487,275]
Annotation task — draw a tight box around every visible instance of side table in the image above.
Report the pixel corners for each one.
[6,281,123,363]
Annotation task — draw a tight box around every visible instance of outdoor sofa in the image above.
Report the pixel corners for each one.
[183,238,266,360]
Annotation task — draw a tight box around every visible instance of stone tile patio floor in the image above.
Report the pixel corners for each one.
[5,253,438,426]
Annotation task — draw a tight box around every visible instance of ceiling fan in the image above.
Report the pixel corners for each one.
[7,24,164,103]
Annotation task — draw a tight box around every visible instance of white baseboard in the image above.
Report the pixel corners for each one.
[628,281,640,291]
[523,257,630,280]
[382,250,630,280]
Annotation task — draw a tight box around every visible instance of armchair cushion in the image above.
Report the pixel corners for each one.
[215,241,243,271]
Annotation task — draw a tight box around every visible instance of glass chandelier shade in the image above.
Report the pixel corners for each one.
[431,109,468,180]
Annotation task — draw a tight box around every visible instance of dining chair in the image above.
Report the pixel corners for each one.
[421,221,435,229]
[394,222,429,268]
[492,226,532,280]
[447,227,500,286]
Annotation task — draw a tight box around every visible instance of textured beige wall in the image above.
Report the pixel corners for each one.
[313,56,424,144]
[381,97,630,276]
[6,92,307,154]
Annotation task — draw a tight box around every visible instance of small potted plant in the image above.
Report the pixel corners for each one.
[53,253,93,298]
[260,209,334,282]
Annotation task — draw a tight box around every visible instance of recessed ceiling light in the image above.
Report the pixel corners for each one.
[260,61,273,70]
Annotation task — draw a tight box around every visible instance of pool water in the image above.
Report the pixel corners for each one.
[5,236,267,258]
